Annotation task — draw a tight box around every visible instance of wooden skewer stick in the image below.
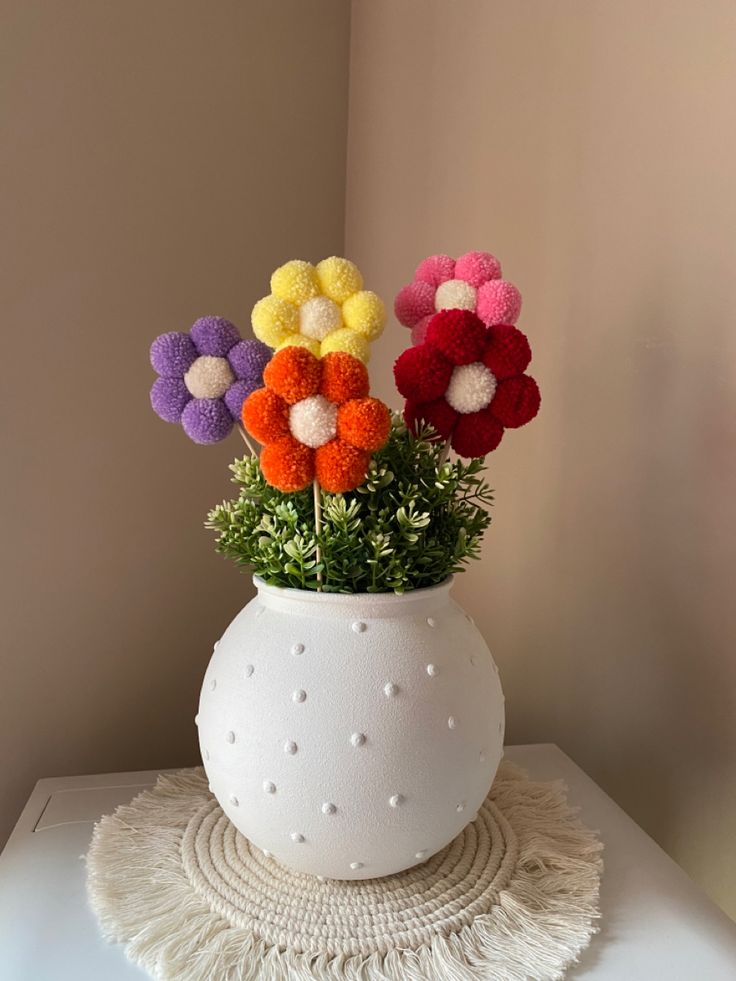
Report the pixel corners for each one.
[313,478,324,591]
[236,423,258,457]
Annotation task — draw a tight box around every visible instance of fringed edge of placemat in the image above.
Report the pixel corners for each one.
[86,762,603,981]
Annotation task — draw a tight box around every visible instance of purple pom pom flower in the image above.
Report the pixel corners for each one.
[149,317,271,444]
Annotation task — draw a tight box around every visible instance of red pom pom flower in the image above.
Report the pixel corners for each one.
[394,309,540,458]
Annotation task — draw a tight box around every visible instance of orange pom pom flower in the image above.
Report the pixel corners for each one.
[242,348,390,493]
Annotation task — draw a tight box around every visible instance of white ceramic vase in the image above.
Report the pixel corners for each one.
[197,576,504,880]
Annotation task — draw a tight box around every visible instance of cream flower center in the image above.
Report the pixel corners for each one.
[299,296,342,341]
[184,355,234,399]
[435,279,477,312]
[289,394,338,448]
[446,362,497,414]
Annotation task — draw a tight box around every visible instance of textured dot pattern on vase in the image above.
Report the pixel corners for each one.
[427,617,436,627]
[262,849,271,858]
[456,801,466,813]
[350,732,366,747]
[448,716,458,729]
[284,740,298,755]
[480,750,486,763]
[244,664,254,678]
[230,795,239,807]
[352,621,367,633]
[426,663,439,677]
[203,748,210,761]
[292,689,307,703]
[291,832,305,843]
[209,679,216,691]
[263,780,276,794]
[415,850,427,860]
[384,682,399,698]
[225,730,235,744]
[322,802,337,815]
[194,714,200,726]
[350,861,363,871]
[389,794,404,808]
[291,643,304,656]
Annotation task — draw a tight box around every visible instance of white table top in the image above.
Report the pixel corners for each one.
[1,744,734,980]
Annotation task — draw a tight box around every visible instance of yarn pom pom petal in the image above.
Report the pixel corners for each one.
[276,335,321,358]
[150,377,190,423]
[426,309,488,365]
[341,291,386,340]
[451,410,504,457]
[181,398,234,444]
[190,317,241,357]
[242,388,290,443]
[394,281,435,329]
[454,251,502,286]
[227,339,272,387]
[260,436,315,493]
[476,280,522,326]
[320,352,369,404]
[394,345,453,403]
[415,254,455,286]
[150,332,197,377]
[263,347,321,404]
[490,375,541,428]
[316,257,364,304]
[270,260,319,305]
[404,397,458,440]
[337,398,391,451]
[224,381,253,421]
[252,296,300,348]
[319,328,370,364]
[315,439,371,493]
[482,324,532,380]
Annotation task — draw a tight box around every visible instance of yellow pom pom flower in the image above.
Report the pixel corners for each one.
[251,257,385,363]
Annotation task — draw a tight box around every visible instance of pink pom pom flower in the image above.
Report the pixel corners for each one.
[393,250,522,342]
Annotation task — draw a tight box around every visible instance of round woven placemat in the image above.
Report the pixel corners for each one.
[86,761,602,981]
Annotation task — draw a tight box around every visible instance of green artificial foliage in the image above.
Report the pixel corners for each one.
[206,416,494,593]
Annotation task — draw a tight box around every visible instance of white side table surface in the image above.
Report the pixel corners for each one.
[0,743,734,980]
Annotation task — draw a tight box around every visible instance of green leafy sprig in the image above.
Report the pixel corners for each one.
[206,416,493,593]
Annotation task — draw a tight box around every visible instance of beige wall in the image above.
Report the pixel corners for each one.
[0,1,350,847]
[347,0,736,916]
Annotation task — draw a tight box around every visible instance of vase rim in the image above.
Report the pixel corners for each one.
[252,575,455,615]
